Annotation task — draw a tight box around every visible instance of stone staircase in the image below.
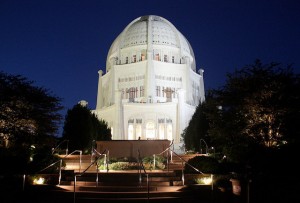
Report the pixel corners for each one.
[19,170,214,203]
[15,153,216,203]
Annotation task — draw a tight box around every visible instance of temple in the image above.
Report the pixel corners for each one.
[92,15,205,151]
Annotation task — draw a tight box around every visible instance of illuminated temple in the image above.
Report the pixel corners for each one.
[92,15,205,151]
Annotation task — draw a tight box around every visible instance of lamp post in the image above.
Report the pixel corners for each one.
[200,139,208,155]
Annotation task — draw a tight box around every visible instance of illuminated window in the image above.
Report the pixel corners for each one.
[128,124,134,140]
[136,124,142,139]
[141,54,145,61]
[159,124,165,139]
[146,121,155,139]
[167,124,172,140]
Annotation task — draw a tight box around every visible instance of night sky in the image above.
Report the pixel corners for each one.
[1,0,299,136]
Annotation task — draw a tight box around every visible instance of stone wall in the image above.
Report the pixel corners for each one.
[96,140,171,158]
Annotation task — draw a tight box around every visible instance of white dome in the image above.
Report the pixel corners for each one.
[106,15,196,72]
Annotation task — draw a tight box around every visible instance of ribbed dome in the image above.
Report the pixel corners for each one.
[106,15,196,71]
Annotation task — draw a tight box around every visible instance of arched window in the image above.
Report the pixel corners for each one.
[146,121,155,139]
[167,124,172,140]
[159,124,165,139]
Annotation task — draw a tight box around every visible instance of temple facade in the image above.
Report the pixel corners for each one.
[92,15,205,150]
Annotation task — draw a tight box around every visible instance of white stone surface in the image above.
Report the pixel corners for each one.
[92,15,205,146]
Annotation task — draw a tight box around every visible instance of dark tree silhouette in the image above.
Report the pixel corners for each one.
[62,103,111,153]
[0,71,63,148]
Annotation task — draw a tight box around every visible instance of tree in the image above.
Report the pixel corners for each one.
[62,103,111,154]
[208,60,300,162]
[183,60,300,163]
[0,71,63,148]
[182,100,210,152]
[0,71,63,174]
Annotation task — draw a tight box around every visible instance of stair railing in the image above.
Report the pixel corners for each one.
[36,150,82,185]
[138,149,149,202]
[168,148,204,185]
[93,148,109,172]
[73,149,107,203]
[52,139,69,155]
[152,140,174,171]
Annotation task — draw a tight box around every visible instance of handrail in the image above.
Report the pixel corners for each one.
[74,149,107,203]
[37,150,82,185]
[22,150,82,191]
[138,149,149,202]
[168,147,204,185]
[52,139,69,155]
[38,150,82,173]
[153,140,174,171]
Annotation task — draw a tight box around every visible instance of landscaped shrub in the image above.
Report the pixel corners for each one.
[184,156,219,174]
[108,162,139,170]
[96,155,166,170]
[142,155,166,170]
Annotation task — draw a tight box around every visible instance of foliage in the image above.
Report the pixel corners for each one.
[142,155,166,170]
[107,162,140,170]
[0,71,63,148]
[183,60,300,164]
[184,156,219,174]
[62,104,111,153]
[27,146,64,173]
[182,102,210,152]
[97,155,166,170]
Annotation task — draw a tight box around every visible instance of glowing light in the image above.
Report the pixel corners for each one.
[195,176,213,185]
[33,177,45,185]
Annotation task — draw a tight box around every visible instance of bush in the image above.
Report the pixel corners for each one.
[97,155,166,170]
[184,156,219,174]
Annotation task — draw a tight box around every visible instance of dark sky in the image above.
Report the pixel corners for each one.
[1,0,299,135]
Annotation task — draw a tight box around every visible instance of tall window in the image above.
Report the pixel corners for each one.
[164,87,174,102]
[129,87,136,102]
[167,124,172,140]
[140,86,144,97]
[141,54,145,61]
[136,124,142,139]
[133,55,136,63]
[125,57,128,64]
[155,54,160,61]
[128,124,134,140]
[156,86,161,97]
[159,124,165,139]
[146,121,155,139]
[125,88,128,99]
[172,56,175,63]
[164,55,168,62]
